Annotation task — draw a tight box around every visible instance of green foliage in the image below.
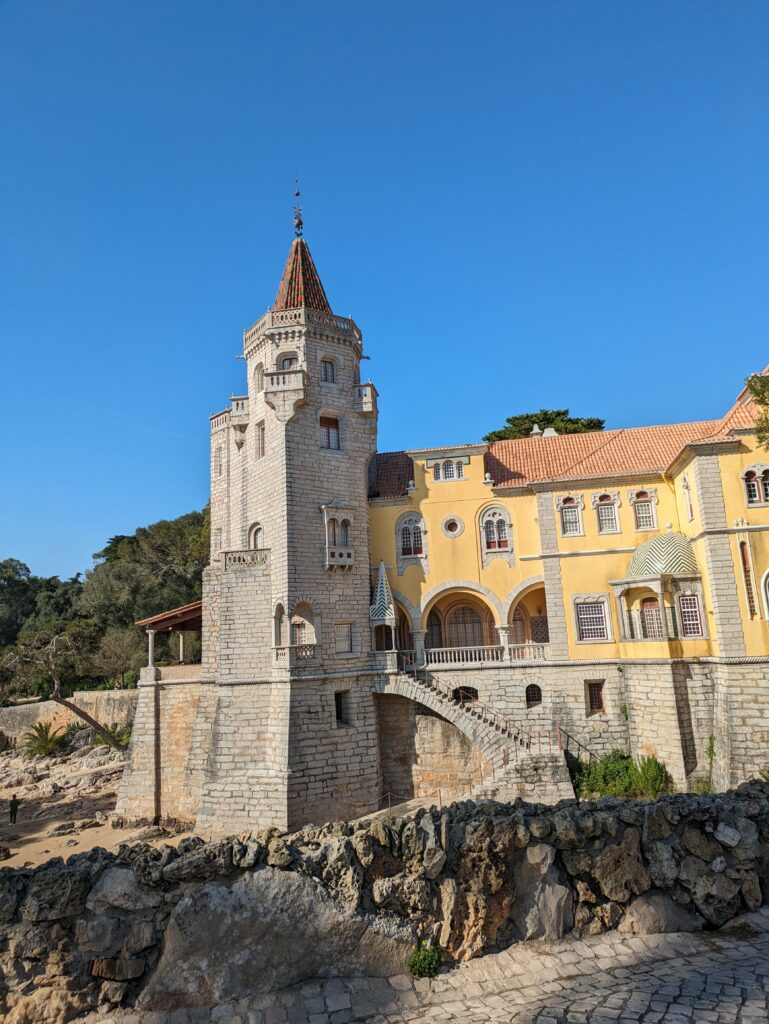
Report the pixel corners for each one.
[619,703,628,721]
[571,749,673,800]
[483,409,605,443]
[21,721,64,757]
[63,720,89,742]
[746,373,769,450]
[691,778,715,794]
[91,722,132,747]
[408,942,443,978]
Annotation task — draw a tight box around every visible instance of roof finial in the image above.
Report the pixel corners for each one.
[293,179,303,238]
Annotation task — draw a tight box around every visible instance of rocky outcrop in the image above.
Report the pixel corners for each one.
[2,781,769,1022]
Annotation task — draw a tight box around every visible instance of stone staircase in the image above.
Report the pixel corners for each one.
[376,671,575,804]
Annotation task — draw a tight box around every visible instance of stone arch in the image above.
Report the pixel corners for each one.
[502,576,545,621]
[390,588,420,632]
[420,579,503,627]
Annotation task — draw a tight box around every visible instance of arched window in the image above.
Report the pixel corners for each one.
[763,470,769,502]
[340,519,350,547]
[400,525,412,555]
[433,464,441,481]
[274,604,286,647]
[481,507,512,555]
[320,359,335,383]
[452,686,478,704]
[456,462,464,479]
[447,605,484,647]
[745,472,759,504]
[328,518,338,547]
[291,602,314,646]
[443,461,454,479]
[512,608,527,644]
[496,519,508,548]
[525,684,542,708]
[281,356,299,371]
[254,363,264,393]
[248,523,263,549]
[484,520,496,549]
[291,620,306,645]
[426,610,442,649]
[596,494,618,533]
[641,597,663,639]
[411,523,423,554]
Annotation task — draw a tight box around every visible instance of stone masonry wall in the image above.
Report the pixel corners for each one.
[0,691,138,746]
[376,694,491,802]
[4,782,769,1023]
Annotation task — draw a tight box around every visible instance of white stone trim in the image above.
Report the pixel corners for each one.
[591,490,621,535]
[627,487,659,531]
[395,511,429,575]
[419,579,504,626]
[572,593,614,643]
[502,576,546,621]
[555,493,585,537]
[478,504,514,567]
[440,515,465,539]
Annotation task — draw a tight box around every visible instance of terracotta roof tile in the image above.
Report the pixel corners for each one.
[273,238,332,313]
[485,421,720,486]
[369,451,413,498]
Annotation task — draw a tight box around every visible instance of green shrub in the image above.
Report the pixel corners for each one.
[691,778,715,794]
[571,749,673,801]
[408,942,443,978]
[21,722,64,757]
[63,721,89,741]
[91,722,132,747]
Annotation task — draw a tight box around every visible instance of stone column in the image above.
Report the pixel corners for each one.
[496,625,513,658]
[535,491,570,660]
[412,629,427,668]
[147,629,156,668]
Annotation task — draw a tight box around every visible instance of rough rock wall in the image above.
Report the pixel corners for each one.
[0,692,138,746]
[3,782,769,1023]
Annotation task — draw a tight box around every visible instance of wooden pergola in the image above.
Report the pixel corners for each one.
[135,600,203,666]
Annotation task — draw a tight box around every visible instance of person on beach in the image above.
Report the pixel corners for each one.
[9,795,20,825]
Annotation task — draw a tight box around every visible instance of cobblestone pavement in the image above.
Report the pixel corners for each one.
[95,910,769,1024]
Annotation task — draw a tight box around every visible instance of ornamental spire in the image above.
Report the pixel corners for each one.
[293,180,303,238]
[273,237,332,313]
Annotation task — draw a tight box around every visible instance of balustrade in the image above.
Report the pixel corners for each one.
[223,549,270,570]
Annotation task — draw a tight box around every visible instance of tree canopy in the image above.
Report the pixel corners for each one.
[0,507,209,705]
[746,372,769,450]
[483,409,605,443]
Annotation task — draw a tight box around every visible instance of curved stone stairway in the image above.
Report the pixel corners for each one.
[375,671,575,804]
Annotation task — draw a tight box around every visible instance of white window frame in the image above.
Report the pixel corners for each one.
[627,488,658,531]
[742,464,769,507]
[395,513,428,575]
[556,494,585,537]
[573,594,613,643]
[677,593,704,638]
[591,491,620,535]
[433,463,441,481]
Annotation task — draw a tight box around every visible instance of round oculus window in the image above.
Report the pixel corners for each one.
[441,516,465,538]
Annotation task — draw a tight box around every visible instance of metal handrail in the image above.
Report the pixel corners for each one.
[555,725,598,763]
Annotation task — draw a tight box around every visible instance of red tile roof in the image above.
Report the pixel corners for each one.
[273,238,332,313]
[485,421,722,486]
[369,451,413,498]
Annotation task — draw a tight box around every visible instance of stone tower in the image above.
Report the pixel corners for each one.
[178,233,382,831]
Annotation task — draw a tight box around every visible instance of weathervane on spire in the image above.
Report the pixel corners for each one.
[293,179,303,238]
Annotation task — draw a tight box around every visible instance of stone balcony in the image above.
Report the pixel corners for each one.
[273,644,319,670]
[223,549,270,571]
[423,643,550,669]
[353,383,377,416]
[264,368,307,423]
[243,307,361,349]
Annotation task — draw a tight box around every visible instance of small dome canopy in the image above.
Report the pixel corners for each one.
[627,531,698,577]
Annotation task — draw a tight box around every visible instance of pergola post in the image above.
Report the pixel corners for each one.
[147,629,156,668]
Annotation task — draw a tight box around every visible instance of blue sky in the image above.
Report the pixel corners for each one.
[2,1,768,579]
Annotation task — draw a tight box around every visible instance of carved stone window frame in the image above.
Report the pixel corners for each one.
[572,592,614,643]
[627,487,659,531]
[322,505,354,571]
[479,505,514,568]
[555,494,585,538]
[396,512,429,576]
[591,491,621,535]
[742,462,769,507]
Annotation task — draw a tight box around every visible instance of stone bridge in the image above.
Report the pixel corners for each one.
[374,672,574,804]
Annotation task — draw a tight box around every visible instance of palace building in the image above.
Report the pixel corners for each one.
[117,231,769,833]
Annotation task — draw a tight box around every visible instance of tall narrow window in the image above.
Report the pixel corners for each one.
[291,620,307,645]
[256,421,265,460]
[281,356,298,370]
[633,492,655,530]
[576,602,608,641]
[679,595,704,637]
[254,364,264,393]
[214,527,222,551]
[411,524,423,554]
[496,519,508,548]
[683,475,694,521]
[641,597,664,639]
[328,518,338,547]
[401,525,412,555]
[433,464,441,481]
[214,447,223,477]
[249,524,263,549]
[320,416,340,450]
[560,498,581,536]
[740,541,757,617]
[745,472,760,504]
[456,462,464,479]
[596,495,618,533]
[443,460,454,479]
[763,471,769,503]
[320,359,335,382]
[484,520,496,550]
[340,519,350,547]
[586,680,605,714]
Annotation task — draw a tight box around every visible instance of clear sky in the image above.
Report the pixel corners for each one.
[2,1,768,579]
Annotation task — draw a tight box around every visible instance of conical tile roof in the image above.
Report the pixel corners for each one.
[370,561,396,625]
[273,238,332,313]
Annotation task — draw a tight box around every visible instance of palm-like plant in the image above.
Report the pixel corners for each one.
[21,721,64,757]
